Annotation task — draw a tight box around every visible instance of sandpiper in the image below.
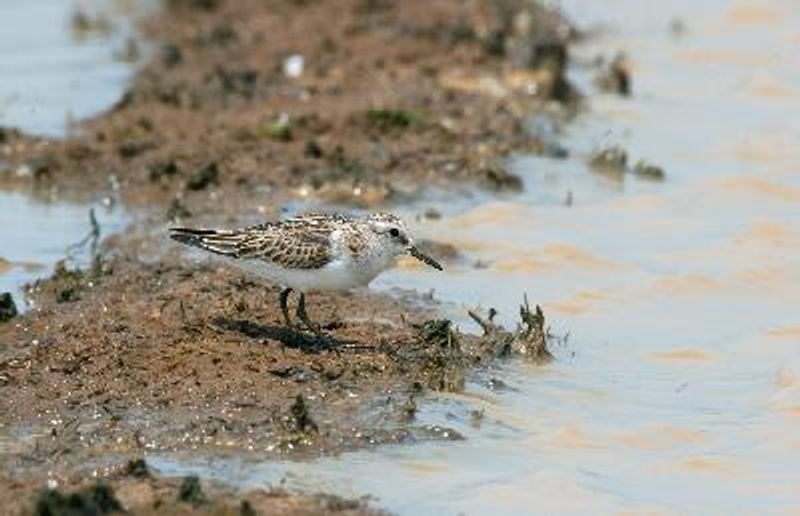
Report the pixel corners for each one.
[169,212,442,334]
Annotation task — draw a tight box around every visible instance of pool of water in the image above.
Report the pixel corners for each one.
[0,191,126,307]
[150,0,800,513]
[0,0,155,137]
[0,0,146,306]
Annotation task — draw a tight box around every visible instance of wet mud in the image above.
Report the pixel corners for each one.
[0,248,550,514]
[0,0,572,513]
[0,0,576,211]
[2,468,384,515]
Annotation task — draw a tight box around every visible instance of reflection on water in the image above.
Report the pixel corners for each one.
[7,0,799,512]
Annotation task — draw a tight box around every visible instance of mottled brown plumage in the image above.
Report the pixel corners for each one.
[169,212,442,335]
[170,214,350,269]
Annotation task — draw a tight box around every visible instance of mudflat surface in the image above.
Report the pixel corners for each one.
[0,0,573,211]
[0,0,569,513]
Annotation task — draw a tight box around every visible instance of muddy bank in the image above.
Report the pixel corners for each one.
[0,250,549,457]
[0,0,575,212]
[0,467,383,515]
[0,245,551,513]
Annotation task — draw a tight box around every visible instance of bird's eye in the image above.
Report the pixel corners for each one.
[389,227,400,238]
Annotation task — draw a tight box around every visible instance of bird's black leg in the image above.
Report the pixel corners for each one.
[279,287,294,327]
[295,292,322,334]
[295,292,372,353]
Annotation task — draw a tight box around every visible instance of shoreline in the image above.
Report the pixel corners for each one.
[0,0,574,513]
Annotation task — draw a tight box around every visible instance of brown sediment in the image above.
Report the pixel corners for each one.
[0,469,385,516]
[0,0,571,511]
[0,0,577,214]
[0,248,552,513]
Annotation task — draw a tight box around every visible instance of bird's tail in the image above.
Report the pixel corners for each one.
[169,227,244,257]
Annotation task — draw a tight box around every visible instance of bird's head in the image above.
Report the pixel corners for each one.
[366,213,443,270]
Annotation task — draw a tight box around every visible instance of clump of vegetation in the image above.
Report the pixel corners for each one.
[412,319,466,392]
[515,297,552,363]
[366,108,416,130]
[326,146,368,182]
[588,145,628,174]
[290,394,319,434]
[34,483,123,516]
[148,159,181,183]
[589,146,666,181]
[165,198,192,222]
[186,162,219,191]
[125,458,151,479]
[177,476,207,506]
[0,292,18,322]
[469,296,554,364]
[70,9,113,40]
[595,53,631,96]
[260,115,293,141]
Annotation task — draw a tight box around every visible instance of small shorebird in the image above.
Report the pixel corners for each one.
[169,212,442,334]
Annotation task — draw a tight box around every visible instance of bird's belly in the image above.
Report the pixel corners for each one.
[236,259,377,292]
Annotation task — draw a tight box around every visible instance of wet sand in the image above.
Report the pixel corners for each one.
[0,0,570,512]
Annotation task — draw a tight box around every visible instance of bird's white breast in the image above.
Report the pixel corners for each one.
[226,253,391,292]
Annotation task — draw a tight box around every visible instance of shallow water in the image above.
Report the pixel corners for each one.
[0,0,141,305]
[151,0,800,513]
[0,0,154,137]
[0,191,125,306]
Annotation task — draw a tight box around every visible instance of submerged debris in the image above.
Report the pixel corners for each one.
[0,292,18,322]
[70,9,113,39]
[633,160,666,180]
[469,296,553,363]
[478,164,523,192]
[589,146,666,181]
[595,53,632,96]
[65,209,101,262]
[516,296,552,362]
[397,395,417,423]
[588,145,628,174]
[480,1,576,102]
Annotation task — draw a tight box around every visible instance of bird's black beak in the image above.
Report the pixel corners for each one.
[408,246,443,271]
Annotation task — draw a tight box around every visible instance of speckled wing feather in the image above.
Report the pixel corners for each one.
[170,214,347,269]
